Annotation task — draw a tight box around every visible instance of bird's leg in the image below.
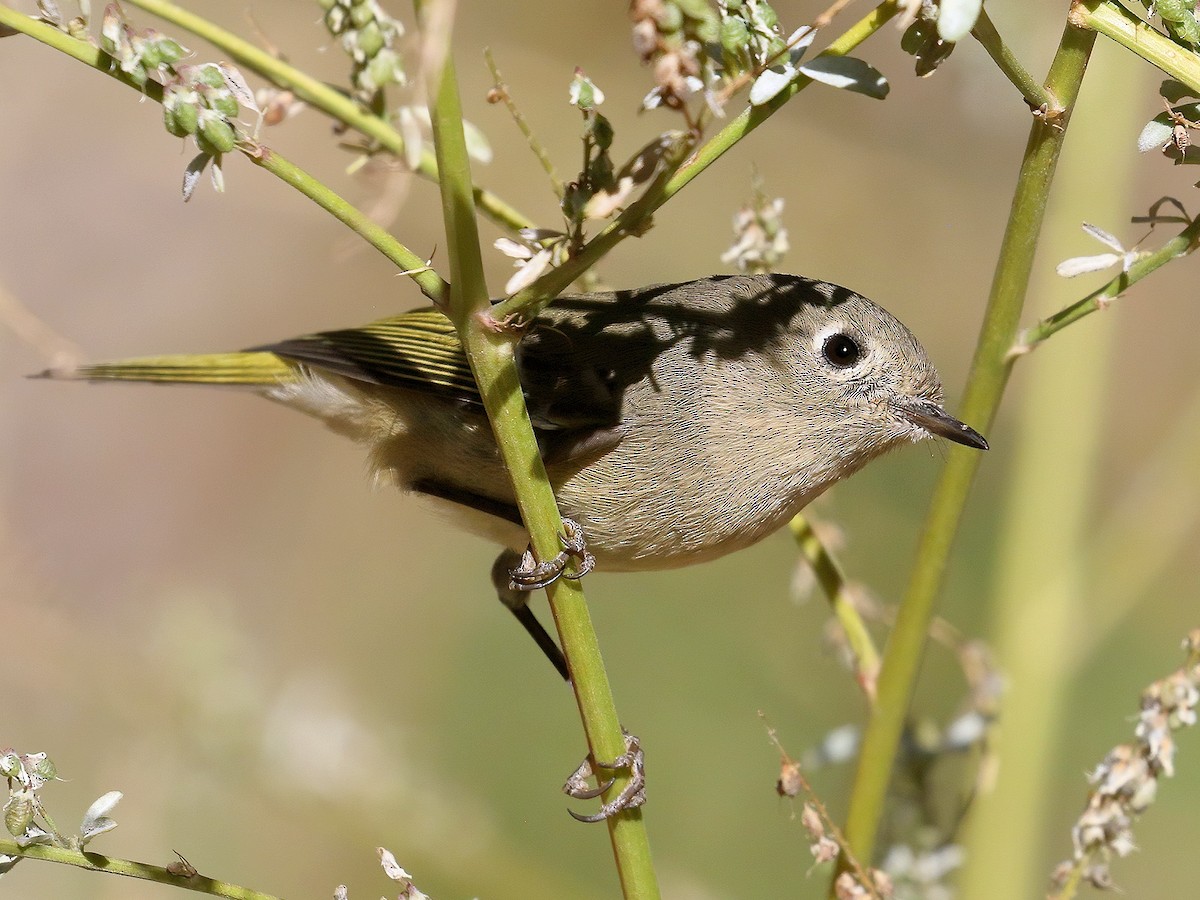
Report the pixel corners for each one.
[507,518,596,590]
[564,730,646,823]
[491,551,570,681]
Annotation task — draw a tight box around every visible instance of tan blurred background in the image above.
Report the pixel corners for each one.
[2,1,1199,897]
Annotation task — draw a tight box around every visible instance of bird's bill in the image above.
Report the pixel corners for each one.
[897,399,989,451]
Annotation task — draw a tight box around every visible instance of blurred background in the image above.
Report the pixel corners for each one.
[2,1,1199,897]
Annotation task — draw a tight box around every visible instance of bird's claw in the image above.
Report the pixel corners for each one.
[564,731,645,823]
[508,518,596,591]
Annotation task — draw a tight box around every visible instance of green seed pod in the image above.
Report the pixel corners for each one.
[349,2,374,29]
[364,48,403,90]
[140,41,162,70]
[155,37,185,65]
[197,111,236,154]
[28,754,56,782]
[195,64,226,89]
[171,100,200,136]
[207,88,240,119]
[126,62,149,89]
[4,792,33,838]
[316,0,336,9]
[356,21,385,58]
[324,4,348,34]
[657,3,683,34]
[720,16,750,55]
[164,104,187,137]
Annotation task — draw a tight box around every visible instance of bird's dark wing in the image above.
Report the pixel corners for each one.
[251,308,481,400]
[256,305,628,465]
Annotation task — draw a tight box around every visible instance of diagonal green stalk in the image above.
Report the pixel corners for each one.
[0,838,277,899]
[121,0,533,234]
[1073,0,1200,94]
[0,5,445,303]
[246,145,448,303]
[413,6,659,898]
[972,6,1059,112]
[1015,212,1200,353]
[492,0,900,322]
[837,15,1097,876]
[789,515,881,703]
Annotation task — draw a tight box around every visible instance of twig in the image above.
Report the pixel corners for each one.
[120,0,534,234]
[789,515,881,705]
[1071,0,1200,95]
[972,6,1059,113]
[414,3,660,896]
[485,48,563,198]
[1013,212,1200,354]
[492,0,902,323]
[837,11,1097,880]
[0,6,447,305]
[0,838,279,900]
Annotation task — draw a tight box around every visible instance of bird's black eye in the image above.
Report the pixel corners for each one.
[822,333,862,368]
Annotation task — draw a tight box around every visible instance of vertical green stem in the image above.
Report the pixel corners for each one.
[959,47,1142,897]
[838,16,1097,873]
[415,8,659,898]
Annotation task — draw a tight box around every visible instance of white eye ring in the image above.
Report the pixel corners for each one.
[813,323,864,370]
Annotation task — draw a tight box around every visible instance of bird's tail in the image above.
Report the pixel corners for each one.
[32,352,298,386]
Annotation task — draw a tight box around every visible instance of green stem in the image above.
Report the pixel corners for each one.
[0,5,446,304]
[485,48,563,199]
[491,0,900,322]
[0,839,277,899]
[1015,213,1200,353]
[415,6,658,898]
[838,14,1097,876]
[789,515,881,703]
[1072,0,1200,94]
[246,145,448,303]
[0,6,166,98]
[972,6,1059,112]
[120,0,533,234]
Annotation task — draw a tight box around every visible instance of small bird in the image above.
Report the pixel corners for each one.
[40,273,987,676]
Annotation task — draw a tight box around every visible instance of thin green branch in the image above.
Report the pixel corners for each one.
[246,144,448,303]
[491,0,901,322]
[972,6,1059,112]
[838,14,1097,877]
[414,4,659,897]
[1072,0,1200,94]
[789,515,881,704]
[120,0,533,234]
[484,48,563,199]
[0,839,278,899]
[1014,213,1200,353]
[0,6,166,98]
[0,5,446,304]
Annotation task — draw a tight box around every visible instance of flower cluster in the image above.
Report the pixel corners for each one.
[630,0,718,112]
[1,748,123,876]
[75,4,257,198]
[162,64,243,156]
[318,0,407,100]
[1051,630,1200,894]
[721,179,789,274]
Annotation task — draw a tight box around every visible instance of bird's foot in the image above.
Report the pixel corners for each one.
[564,731,646,823]
[508,518,595,591]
